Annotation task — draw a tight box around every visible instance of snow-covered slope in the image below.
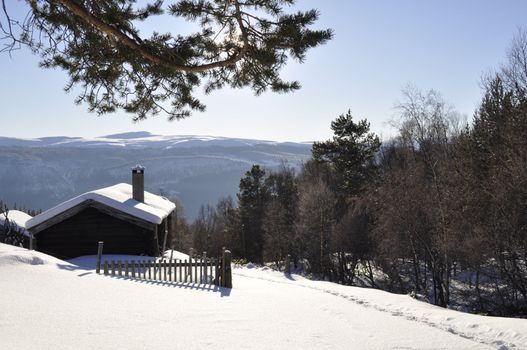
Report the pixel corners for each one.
[0,210,32,235]
[0,132,313,149]
[1,243,526,350]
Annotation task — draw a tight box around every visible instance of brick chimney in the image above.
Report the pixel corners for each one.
[132,164,145,202]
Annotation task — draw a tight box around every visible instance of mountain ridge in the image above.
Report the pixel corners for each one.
[0,132,313,149]
[0,133,312,219]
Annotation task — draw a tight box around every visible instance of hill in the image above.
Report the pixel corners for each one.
[0,133,311,219]
[1,243,526,349]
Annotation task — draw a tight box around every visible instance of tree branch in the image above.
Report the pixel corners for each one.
[51,0,249,73]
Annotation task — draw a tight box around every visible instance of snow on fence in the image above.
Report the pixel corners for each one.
[95,243,232,288]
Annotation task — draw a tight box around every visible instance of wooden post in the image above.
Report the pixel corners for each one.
[223,250,232,288]
[179,259,182,283]
[221,247,226,287]
[118,261,122,276]
[148,261,152,280]
[29,234,34,250]
[131,260,135,278]
[203,252,207,284]
[285,254,291,275]
[111,261,115,276]
[164,259,167,281]
[189,258,193,283]
[96,241,104,274]
[103,261,108,275]
[194,256,198,283]
[184,259,188,282]
[192,248,194,282]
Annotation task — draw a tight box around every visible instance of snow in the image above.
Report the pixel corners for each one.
[0,210,32,228]
[0,133,313,149]
[0,210,32,236]
[1,243,526,350]
[163,249,190,260]
[26,183,175,229]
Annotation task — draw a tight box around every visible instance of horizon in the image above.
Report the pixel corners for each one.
[0,130,317,143]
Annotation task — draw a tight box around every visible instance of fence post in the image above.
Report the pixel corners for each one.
[29,234,34,251]
[285,254,291,275]
[222,250,232,288]
[96,241,104,274]
[203,252,207,284]
[221,247,226,287]
[103,261,108,275]
[179,259,182,282]
[189,248,194,282]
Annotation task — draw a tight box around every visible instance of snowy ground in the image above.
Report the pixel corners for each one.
[1,243,526,350]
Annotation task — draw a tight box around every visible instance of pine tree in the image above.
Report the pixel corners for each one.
[312,110,380,212]
[262,165,298,265]
[237,165,268,263]
[1,0,332,120]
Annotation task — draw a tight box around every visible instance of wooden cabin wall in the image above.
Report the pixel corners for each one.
[35,207,157,259]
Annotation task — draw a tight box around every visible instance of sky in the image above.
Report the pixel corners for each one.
[1,1,526,142]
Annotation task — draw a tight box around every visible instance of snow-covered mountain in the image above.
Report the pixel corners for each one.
[0,132,311,219]
[0,132,312,149]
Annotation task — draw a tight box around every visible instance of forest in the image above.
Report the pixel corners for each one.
[171,30,527,317]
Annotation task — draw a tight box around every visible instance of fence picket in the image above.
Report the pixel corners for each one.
[179,259,182,283]
[194,257,198,283]
[200,256,203,283]
[190,258,193,283]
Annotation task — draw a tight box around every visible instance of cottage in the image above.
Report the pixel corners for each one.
[26,166,175,259]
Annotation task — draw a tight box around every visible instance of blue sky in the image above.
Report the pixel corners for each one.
[1,1,526,142]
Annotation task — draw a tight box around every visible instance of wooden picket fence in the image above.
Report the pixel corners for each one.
[95,244,233,288]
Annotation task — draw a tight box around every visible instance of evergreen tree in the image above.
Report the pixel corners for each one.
[237,165,268,263]
[1,0,332,120]
[312,110,381,199]
[262,165,298,265]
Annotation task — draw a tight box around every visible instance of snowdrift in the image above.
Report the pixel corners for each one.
[1,243,526,350]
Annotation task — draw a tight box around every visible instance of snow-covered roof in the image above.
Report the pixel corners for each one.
[26,183,175,230]
[0,210,32,235]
